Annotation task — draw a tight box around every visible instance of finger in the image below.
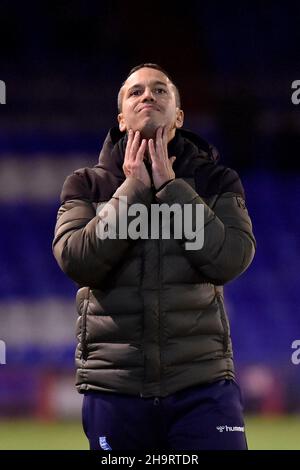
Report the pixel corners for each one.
[162,125,169,149]
[163,125,169,146]
[148,138,157,163]
[136,139,147,162]
[126,128,134,148]
[162,126,169,160]
[170,156,176,166]
[156,126,165,159]
[156,126,163,144]
[160,126,169,164]
[130,130,141,161]
[124,129,134,161]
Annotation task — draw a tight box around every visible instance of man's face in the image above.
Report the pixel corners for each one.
[118,67,184,141]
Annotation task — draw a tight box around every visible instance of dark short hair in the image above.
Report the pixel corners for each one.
[117,63,181,112]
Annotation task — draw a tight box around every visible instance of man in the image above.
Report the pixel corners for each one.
[52,63,256,450]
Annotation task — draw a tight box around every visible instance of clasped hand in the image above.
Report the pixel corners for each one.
[122,126,176,190]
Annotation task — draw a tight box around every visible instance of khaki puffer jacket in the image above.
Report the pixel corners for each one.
[52,127,256,397]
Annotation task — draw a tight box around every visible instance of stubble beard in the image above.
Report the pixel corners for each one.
[139,120,159,140]
[139,119,176,142]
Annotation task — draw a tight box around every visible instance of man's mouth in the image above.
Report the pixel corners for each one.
[139,104,159,112]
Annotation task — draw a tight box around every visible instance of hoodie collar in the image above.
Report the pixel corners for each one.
[95,126,219,179]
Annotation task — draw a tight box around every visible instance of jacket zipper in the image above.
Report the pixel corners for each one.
[216,293,229,353]
[158,238,162,390]
[81,287,90,362]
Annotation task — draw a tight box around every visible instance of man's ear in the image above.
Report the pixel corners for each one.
[118,113,126,132]
[175,108,184,129]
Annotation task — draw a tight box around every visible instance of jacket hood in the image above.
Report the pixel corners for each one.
[95,126,220,179]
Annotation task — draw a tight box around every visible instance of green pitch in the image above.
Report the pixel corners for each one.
[0,416,299,450]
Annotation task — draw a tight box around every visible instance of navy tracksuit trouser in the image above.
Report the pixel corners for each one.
[82,379,248,451]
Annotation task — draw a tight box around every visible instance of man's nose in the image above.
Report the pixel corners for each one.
[142,87,155,102]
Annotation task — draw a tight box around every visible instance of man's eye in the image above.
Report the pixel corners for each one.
[130,90,141,96]
[155,88,167,94]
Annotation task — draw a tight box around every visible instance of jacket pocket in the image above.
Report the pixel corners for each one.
[216,294,229,353]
